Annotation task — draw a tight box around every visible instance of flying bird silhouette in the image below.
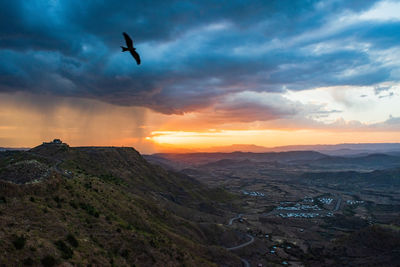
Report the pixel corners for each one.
[121,32,141,65]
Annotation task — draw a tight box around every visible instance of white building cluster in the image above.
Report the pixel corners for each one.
[346,200,364,205]
[276,203,321,211]
[279,212,333,218]
[242,191,265,197]
[318,197,333,205]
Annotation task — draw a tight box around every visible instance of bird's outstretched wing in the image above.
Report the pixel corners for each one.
[130,50,141,65]
[123,32,133,48]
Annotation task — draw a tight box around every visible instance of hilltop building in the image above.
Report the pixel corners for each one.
[43,139,64,145]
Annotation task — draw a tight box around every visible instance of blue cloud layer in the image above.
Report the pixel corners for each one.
[1,0,399,115]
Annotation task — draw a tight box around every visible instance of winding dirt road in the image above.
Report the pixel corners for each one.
[228,214,243,225]
[226,214,254,267]
[226,234,254,251]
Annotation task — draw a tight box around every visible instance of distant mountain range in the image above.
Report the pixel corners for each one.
[173,143,400,156]
[302,168,400,189]
[145,150,400,171]
[146,150,326,167]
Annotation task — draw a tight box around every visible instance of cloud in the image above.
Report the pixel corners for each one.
[371,115,400,130]
[359,0,400,21]
[374,85,391,94]
[1,0,399,120]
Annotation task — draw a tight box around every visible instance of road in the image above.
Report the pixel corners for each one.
[226,214,255,267]
[226,234,254,251]
[54,159,73,178]
[228,214,243,226]
[29,152,72,179]
[240,258,250,267]
[334,196,342,212]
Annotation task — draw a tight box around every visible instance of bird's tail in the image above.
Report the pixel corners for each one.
[121,46,128,52]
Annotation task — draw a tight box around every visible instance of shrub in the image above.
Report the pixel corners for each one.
[99,174,123,185]
[69,201,78,209]
[79,202,99,217]
[84,183,92,189]
[65,184,73,190]
[23,257,34,265]
[41,255,57,267]
[54,240,73,259]
[121,249,129,258]
[66,233,79,248]
[12,234,26,250]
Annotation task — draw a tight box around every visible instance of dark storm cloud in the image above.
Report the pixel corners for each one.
[0,0,398,116]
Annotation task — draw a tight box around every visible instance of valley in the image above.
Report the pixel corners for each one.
[148,151,400,266]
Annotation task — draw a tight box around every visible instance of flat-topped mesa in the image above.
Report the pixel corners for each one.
[31,139,70,157]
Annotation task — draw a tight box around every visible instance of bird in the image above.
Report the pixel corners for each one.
[121,32,141,65]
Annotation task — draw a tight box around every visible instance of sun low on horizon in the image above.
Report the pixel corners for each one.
[1,1,400,154]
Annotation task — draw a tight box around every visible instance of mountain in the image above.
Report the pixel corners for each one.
[146,151,327,169]
[176,143,400,156]
[266,143,400,154]
[0,142,241,266]
[307,224,400,266]
[301,168,400,189]
[199,144,273,153]
[147,150,400,172]
[295,153,400,170]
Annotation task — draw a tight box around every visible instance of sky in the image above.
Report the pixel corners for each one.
[1,0,400,153]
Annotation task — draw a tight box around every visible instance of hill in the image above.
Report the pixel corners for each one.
[0,142,241,266]
[146,151,400,172]
[317,225,400,266]
[301,168,400,190]
[294,153,400,170]
[145,151,326,170]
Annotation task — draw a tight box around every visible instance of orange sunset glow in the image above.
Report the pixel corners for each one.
[1,92,399,153]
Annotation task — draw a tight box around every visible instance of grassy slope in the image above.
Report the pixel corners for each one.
[0,144,240,266]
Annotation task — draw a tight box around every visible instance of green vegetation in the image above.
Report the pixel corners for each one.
[99,173,125,185]
[12,234,26,250]
[54,240,73,259]
[23,257,34,265]
[79,202,100,217]
[0,144,239,266]
[41,255,57,267]
[66,233,79,248]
